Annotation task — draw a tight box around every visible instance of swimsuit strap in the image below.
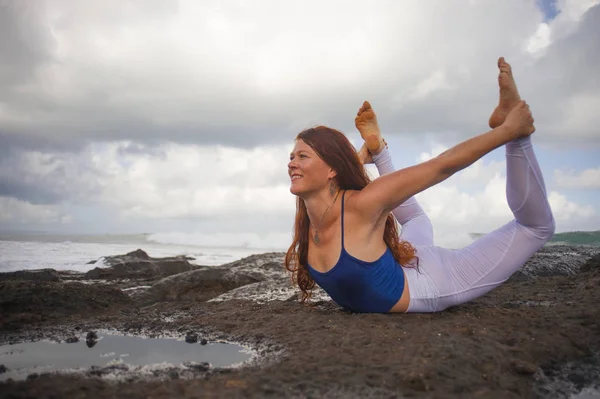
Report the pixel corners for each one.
[340,190,346,250]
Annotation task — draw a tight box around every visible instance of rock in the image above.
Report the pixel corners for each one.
[0,364,7,374]
[84,249,199,281]
[0,280,133,327]
[140,252,285,304]
[200,338,208,345]
[185,332,198,343]
[511,359,538,375]
[86,331,98,340]
[510,246,600,281]
[0,269,62,282]
[581,253,600,273]
[65,336,79,343]
[184,362,210,372]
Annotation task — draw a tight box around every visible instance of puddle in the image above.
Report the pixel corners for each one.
[0,332,252,381]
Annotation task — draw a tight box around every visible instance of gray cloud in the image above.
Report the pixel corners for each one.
[0,1,598,237]
[0,148,104,205]
[2,0,598,154]
[0,1,55,87]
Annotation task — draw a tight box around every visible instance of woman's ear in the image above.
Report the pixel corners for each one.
[328,168,337,180]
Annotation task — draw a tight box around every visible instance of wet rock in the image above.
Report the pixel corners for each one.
[140,253,285,304]
[185,332,198,343]
[26,373,39,380]
[581,253,600,273]
[0,269,62,282]
[511,245,600,280]
[534,351,600,398]
[85,249,200,281]
[65,336,79,343]
[0,364,7,373]
[184,361,210,372]
[1,245,597,399]
[200,338,208,345]
[86,331,98,340]
[0,280,133,328]
[87,364,129,377]
[511,359,538,375]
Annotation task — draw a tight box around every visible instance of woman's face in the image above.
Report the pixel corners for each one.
[288,140,335,197]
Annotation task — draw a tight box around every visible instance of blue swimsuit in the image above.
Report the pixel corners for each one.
[307,191,406,313]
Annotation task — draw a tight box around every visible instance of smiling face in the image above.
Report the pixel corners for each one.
[288,139,337,197]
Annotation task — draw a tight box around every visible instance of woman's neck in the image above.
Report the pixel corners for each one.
[303,188,341,232]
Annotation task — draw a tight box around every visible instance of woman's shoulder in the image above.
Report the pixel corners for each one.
[342,189,364,212]
[342,188,385,224]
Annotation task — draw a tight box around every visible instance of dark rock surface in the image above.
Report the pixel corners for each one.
[139,252,284,304]
[0,269,62,282]
[84,249,199,280]
[510,244,600,280]
[0,245,598,398]
[0,280,133,329]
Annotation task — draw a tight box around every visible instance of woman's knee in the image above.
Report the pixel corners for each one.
[534,215,556,242]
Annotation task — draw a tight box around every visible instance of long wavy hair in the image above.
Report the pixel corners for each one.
[284,126,418,303]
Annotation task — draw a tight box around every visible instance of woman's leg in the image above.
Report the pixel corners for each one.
[372,147,435,246]
[405,136,555,312]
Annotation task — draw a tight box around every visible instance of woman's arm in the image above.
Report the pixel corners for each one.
[353,101,535,220]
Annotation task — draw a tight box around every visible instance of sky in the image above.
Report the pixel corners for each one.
[0,0,599,249]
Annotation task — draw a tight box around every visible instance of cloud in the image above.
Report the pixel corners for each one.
[0,196,70,224]
[548,190,596,224]
[0,141,296,222]
[554,167,600,189]
[1,1,599,154]
[1,1,598,243]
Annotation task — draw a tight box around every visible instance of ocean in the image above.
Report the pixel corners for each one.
[0,230,598,274]
[0,232,285,273]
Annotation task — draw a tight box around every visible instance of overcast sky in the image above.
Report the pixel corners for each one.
[1,0,599,249]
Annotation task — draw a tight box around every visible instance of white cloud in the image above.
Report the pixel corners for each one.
[0,196,70,224]
[1,1,599,244]
[3,0,599,149]
[526,23,551,54]
[2,141,296,221]
[548,191,596,222]
[554,167,600,189]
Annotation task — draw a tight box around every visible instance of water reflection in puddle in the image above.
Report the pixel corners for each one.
[0,332,251,381]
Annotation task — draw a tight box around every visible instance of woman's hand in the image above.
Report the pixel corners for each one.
[503,100,535,139]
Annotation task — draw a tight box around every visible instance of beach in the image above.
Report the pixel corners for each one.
[0,234,599,398]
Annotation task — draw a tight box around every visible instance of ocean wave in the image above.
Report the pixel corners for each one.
[146,231,291,250]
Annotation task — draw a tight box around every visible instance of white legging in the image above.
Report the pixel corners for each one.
[372,137,556,313]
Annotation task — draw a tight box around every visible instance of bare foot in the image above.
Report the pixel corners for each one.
[355,101,386,154]
[357,139,387,165]
[488,57,522,128]
[358,143,373,164]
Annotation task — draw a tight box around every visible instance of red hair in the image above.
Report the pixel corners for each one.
[284,126,418,302]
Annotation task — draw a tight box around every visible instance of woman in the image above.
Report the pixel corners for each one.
[285,58,555,313]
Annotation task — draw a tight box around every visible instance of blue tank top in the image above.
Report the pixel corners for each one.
[307,191,406,313]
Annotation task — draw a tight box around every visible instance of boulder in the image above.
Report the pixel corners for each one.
[85,249,198,280]
[140,252,286,304]
[510,245,600,281]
